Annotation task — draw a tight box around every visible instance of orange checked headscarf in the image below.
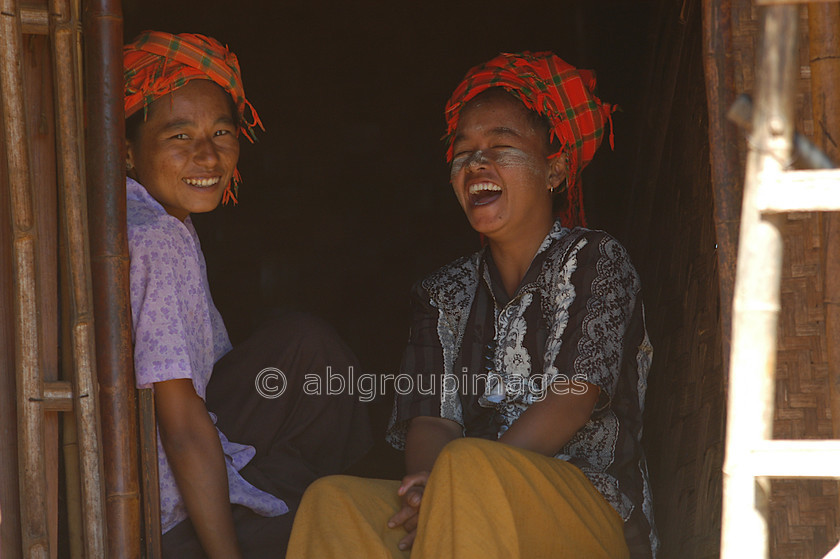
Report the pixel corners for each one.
[124,31,263,204]
[444,52,616,228]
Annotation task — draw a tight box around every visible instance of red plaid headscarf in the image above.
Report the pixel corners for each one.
[444,52,616,227]
[124,31,264,204]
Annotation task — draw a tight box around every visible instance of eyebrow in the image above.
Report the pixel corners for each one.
[160,115,236,133]
[453,126,523,146]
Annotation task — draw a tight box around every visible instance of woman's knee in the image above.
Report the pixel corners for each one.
[300,474,354,504]
[426,438,504,490]
[436,437,498,465]
[303,474,390,499]
[300,475,400,518]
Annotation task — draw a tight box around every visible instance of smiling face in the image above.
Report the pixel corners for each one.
[449,89,566,244]
[126,79,240,221]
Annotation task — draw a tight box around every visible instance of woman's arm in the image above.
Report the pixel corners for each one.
[501,233,638,456]
[155,379,243,559]
[499,381,600,455]
[405,416,462,474]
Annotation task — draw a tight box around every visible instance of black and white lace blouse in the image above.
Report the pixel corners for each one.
[387,220,658,558]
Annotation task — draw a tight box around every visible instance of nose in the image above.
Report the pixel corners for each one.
[465,150,488,172]
[194,136,220,167]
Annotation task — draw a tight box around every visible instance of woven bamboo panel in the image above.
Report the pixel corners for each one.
[771,211,838,558]
[728,1,840,557]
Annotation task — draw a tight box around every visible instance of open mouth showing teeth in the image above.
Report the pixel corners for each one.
[183,177,220,188]
[468,182,502,206]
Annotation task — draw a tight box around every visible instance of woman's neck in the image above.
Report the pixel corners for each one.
[487,220,554,299]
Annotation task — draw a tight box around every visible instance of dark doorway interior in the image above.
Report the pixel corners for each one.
[122,3,731,558]
[122,0,662,482]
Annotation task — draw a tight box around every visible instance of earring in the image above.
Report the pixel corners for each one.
[126,161,133,171]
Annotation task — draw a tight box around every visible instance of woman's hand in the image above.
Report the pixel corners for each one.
[390,416,462,550]
[388,471,430,550]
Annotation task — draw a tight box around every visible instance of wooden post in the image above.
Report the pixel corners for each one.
[25,33,61,559]
[82,0,143,556]
[703,0,743,378]
[807,0,840,520]
[139,389,162,557]
[0,0,50,556]
[50,0,108,555]
[0,45,23,559]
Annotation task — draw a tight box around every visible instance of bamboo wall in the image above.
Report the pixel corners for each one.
[708,1,840,557]
[0,31,62,558]
[604,1,840,558]
[1,1,116,555]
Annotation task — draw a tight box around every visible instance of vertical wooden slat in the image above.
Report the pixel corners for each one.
[61,406,85,559]
[720,5,799,558]
[23,31,61,559]
[139,389,162,557]
[0,42,23,559]
[808,0,840,430]
[808,0,840,528]
[0,1,50,557]
[703,0,743,379]
[50,0,108,555]
[83,1,143,557]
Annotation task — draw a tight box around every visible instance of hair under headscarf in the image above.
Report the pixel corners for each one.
[444,52,616,228]
[124,31,263,204]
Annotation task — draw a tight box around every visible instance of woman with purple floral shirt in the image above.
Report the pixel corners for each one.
[124,31,371,558]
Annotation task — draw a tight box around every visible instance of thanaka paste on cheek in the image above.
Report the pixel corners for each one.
[450,149,489,179]
[450,147,544,181]
[493,147,545,178]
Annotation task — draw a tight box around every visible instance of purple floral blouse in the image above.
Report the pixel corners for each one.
[126,177,287,533]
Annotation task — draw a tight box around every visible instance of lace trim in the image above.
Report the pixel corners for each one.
[534,219,569,258]
[482,227,588,426]
[422,253,482,426]
[637,306,653,414]
[582,471,635,521]
[541,232,588,385]
[574,236,640,401]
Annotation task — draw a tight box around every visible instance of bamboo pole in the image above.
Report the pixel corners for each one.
[139,389,162,557]
[807,0,840,524]
[720,5,798,559]
[59,265,84,559]
[703,0,743,379]
[50,0,108,555]
[0,0,50,557]
[62,413,85,559]
[20,5,48,34]
[0,60,23,559]
[82,1,143,557]
[22,33,61,559]
[59,3,87,556]
[758,0,837,3]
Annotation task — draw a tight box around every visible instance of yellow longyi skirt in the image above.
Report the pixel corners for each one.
[287,438,629,559]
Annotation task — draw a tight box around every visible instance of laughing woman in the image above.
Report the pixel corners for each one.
[287,52,658,559]
[124,31,371,558]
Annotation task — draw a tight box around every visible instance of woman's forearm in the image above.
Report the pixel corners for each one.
[155,379,243,559]
[163,420,242,558]
[404,416,462,474]
[499,380,600,456]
